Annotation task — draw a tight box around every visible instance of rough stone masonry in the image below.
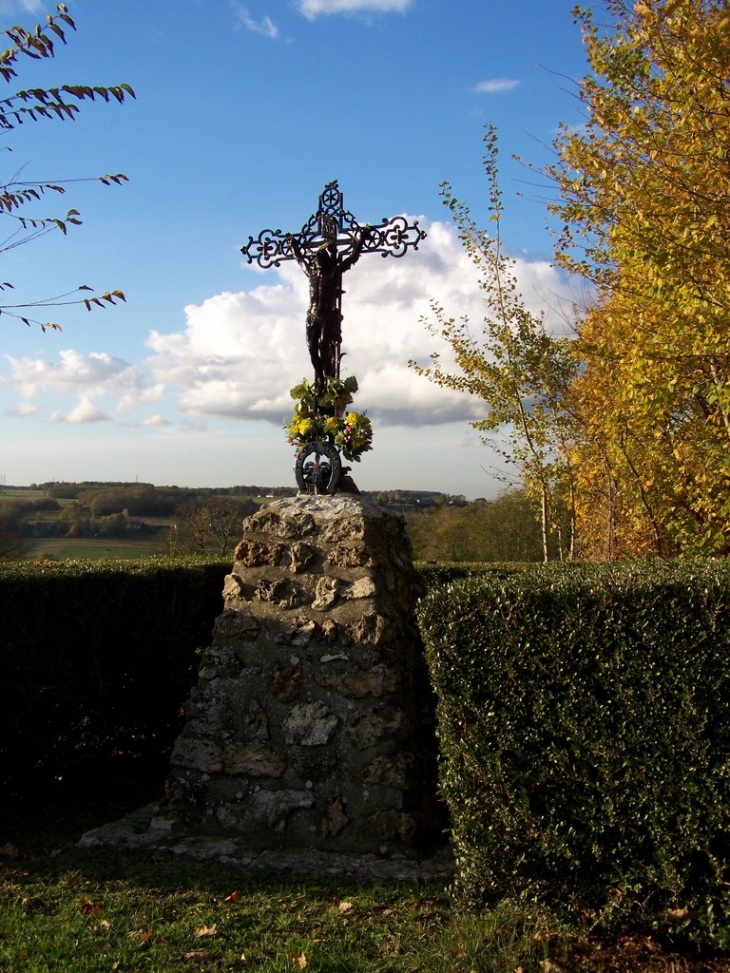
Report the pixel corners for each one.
[81,494,448,876]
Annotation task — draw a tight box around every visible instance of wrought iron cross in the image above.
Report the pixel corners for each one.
[241,181,426,395]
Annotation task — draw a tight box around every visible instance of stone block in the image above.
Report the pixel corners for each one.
[346,703,413,750]
[268,663,302,702]
[217,789,314,833]
[360,809,418,845]
[234,538,285,567]
[359,753,415,789]
[321,797,350,838]
[222,743,287,778]
[311,576,341,611]
[170,738,222,774]
[314,664,399,698]
[283,701,339,746]
[213,609,260,641]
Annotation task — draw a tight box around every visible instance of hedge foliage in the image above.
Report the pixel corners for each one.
[417,561,730,944]
[0,556,229,794]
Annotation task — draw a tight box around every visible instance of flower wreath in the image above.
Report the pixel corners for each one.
[284,376,374,463]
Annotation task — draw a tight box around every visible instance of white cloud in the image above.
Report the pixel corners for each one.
[474,79,520,94]
[52,398,112,425]
[1,350,162,423]
[144,218,577,428]
[141,414,171,427]
[297,0,412,19]
[234,5,279,38]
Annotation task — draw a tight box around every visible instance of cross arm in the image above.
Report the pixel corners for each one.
[241,215,427,271]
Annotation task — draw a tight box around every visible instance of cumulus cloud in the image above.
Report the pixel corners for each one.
[1,350,163,424]
[297,0,412,19]
[52,398,112,425]
[474,79,520,94]
[145,218,577,428]
[141,414,171,427]
[234,5,279,38]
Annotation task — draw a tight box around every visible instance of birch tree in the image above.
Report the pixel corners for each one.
[411,126,577,561]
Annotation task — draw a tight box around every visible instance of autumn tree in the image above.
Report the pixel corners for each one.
[0,4,134,330]
[0,500,28,559]
[406,489,545,562]
[549,0,730,556]
[410,125,578,561]
[171,496,258,556]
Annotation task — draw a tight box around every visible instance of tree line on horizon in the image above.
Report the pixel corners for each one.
[0,482,498,561]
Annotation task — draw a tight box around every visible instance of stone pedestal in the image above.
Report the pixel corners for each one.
[81,495,448,876]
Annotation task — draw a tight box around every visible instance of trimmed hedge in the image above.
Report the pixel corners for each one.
[0,556,229,794]
[417,561,730,943]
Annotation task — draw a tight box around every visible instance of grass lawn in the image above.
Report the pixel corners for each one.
[1,766,727,973]
[23,537,163,561]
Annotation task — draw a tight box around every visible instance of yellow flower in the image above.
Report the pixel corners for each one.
[324,416,341,435]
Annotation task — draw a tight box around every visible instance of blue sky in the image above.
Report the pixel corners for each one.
[0,0,589,498]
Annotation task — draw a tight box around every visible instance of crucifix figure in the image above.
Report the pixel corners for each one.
[241,181,427,396]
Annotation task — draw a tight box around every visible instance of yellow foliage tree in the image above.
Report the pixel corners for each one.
[550,0,730,556]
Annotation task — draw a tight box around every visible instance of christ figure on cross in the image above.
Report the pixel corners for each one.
[287,220,371,396]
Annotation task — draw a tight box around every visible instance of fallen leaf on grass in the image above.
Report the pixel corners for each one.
[78,900,103,915]
[224,891,239,903]
[140,930,153,945]
[338,901,353,913]
[182,950,216,963]
[194,923,218,938]
[290,951,308,969]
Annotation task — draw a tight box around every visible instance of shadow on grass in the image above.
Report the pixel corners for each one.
[3,757,730,973]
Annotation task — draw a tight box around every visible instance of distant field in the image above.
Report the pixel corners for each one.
[0,489,44,501]
[23,537,163,561]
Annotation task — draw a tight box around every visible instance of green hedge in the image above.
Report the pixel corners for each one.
[0,556,229,794]
[415,561,528,588]
[417,561,730,944]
